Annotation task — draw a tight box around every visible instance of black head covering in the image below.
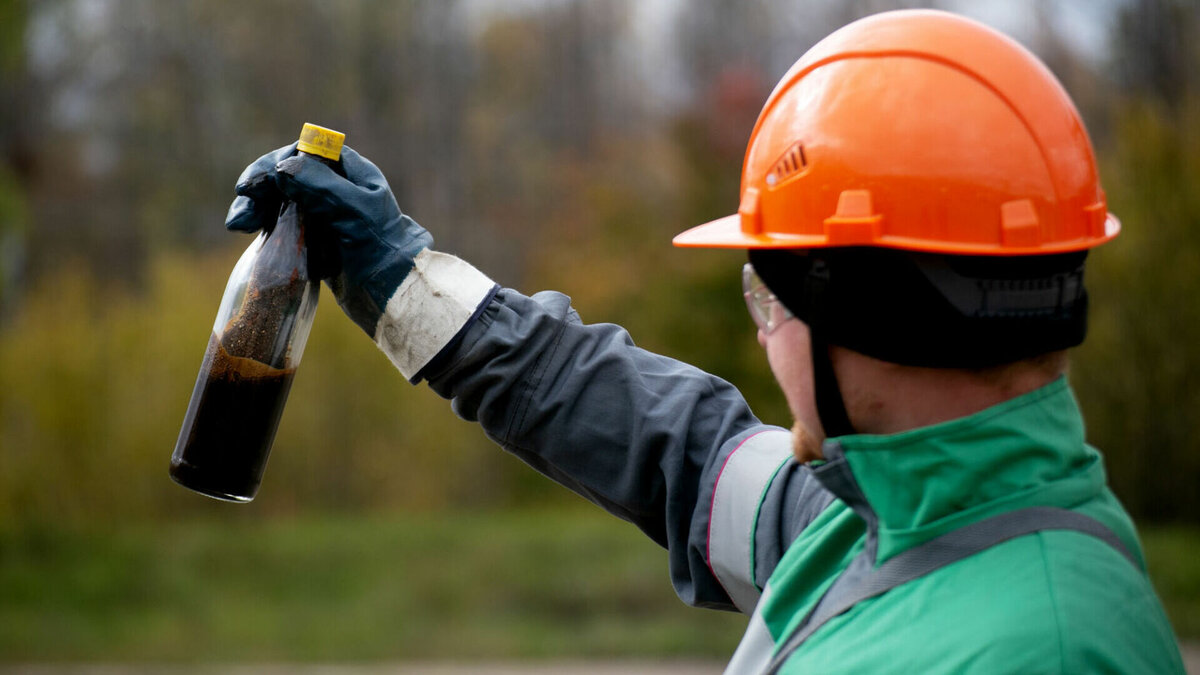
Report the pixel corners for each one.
[748,247,1088,436]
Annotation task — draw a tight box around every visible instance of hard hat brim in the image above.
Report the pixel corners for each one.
[673,214,829,249]
[673,212,1122,254]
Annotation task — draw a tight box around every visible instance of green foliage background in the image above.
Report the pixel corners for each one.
[0,0,1198,663]
[1074,98,1200,522]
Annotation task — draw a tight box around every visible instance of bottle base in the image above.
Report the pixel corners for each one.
[169,462,258,503]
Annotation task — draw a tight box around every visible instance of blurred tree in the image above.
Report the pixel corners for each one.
[1073,0,1200,522]
[4,0,1199,524]
[0,0,35,318]
[653,0,803,425]
[17,2,476,283]
[462,1,645,288]
[1112,0,1196,111]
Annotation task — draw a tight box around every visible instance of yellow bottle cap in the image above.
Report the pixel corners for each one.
[297,123,345,161]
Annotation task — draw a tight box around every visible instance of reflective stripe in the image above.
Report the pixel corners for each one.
[724,582,779,675]
[763,506,1139,674]
[708,429,793,613]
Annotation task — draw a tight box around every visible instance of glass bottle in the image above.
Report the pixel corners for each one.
[170,123,344,502]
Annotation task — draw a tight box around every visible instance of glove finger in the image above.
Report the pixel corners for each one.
[234,143,298,197]
[225,194,280,233]
[226,143,296,233]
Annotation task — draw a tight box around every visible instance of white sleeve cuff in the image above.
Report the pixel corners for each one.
[373,249,495,379]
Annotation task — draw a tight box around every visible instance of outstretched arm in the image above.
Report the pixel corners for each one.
[227,145,834,612]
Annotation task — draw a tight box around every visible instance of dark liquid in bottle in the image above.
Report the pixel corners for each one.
[170,333,296,501]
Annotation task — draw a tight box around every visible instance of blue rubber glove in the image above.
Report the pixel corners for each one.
[226,144,433,336]
[225,143,296,236]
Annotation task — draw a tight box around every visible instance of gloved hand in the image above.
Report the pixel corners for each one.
[225,144,433,337]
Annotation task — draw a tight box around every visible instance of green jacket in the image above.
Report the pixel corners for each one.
[742,378,1184,673]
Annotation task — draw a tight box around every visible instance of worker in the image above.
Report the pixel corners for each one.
[225,10,1185,673]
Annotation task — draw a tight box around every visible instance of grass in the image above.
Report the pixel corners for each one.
[0,509,746,663]
[0,512,1195,664]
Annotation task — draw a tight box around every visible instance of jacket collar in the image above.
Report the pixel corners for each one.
[811,377,1107,563]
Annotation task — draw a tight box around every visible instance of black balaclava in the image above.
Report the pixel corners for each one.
[747,247,1089,438]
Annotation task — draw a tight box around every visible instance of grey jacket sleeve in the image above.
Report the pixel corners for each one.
[418,287,837,612]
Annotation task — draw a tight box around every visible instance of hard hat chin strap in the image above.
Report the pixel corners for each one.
[809,331,856,439]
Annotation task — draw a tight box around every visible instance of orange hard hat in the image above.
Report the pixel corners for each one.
[674,9,1119,255]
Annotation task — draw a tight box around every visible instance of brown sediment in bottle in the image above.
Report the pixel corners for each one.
[219,282,303,367]
[219,205,310,368]
[211,332,293,380]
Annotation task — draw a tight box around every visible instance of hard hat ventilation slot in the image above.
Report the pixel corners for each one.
[766,142,808,187]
